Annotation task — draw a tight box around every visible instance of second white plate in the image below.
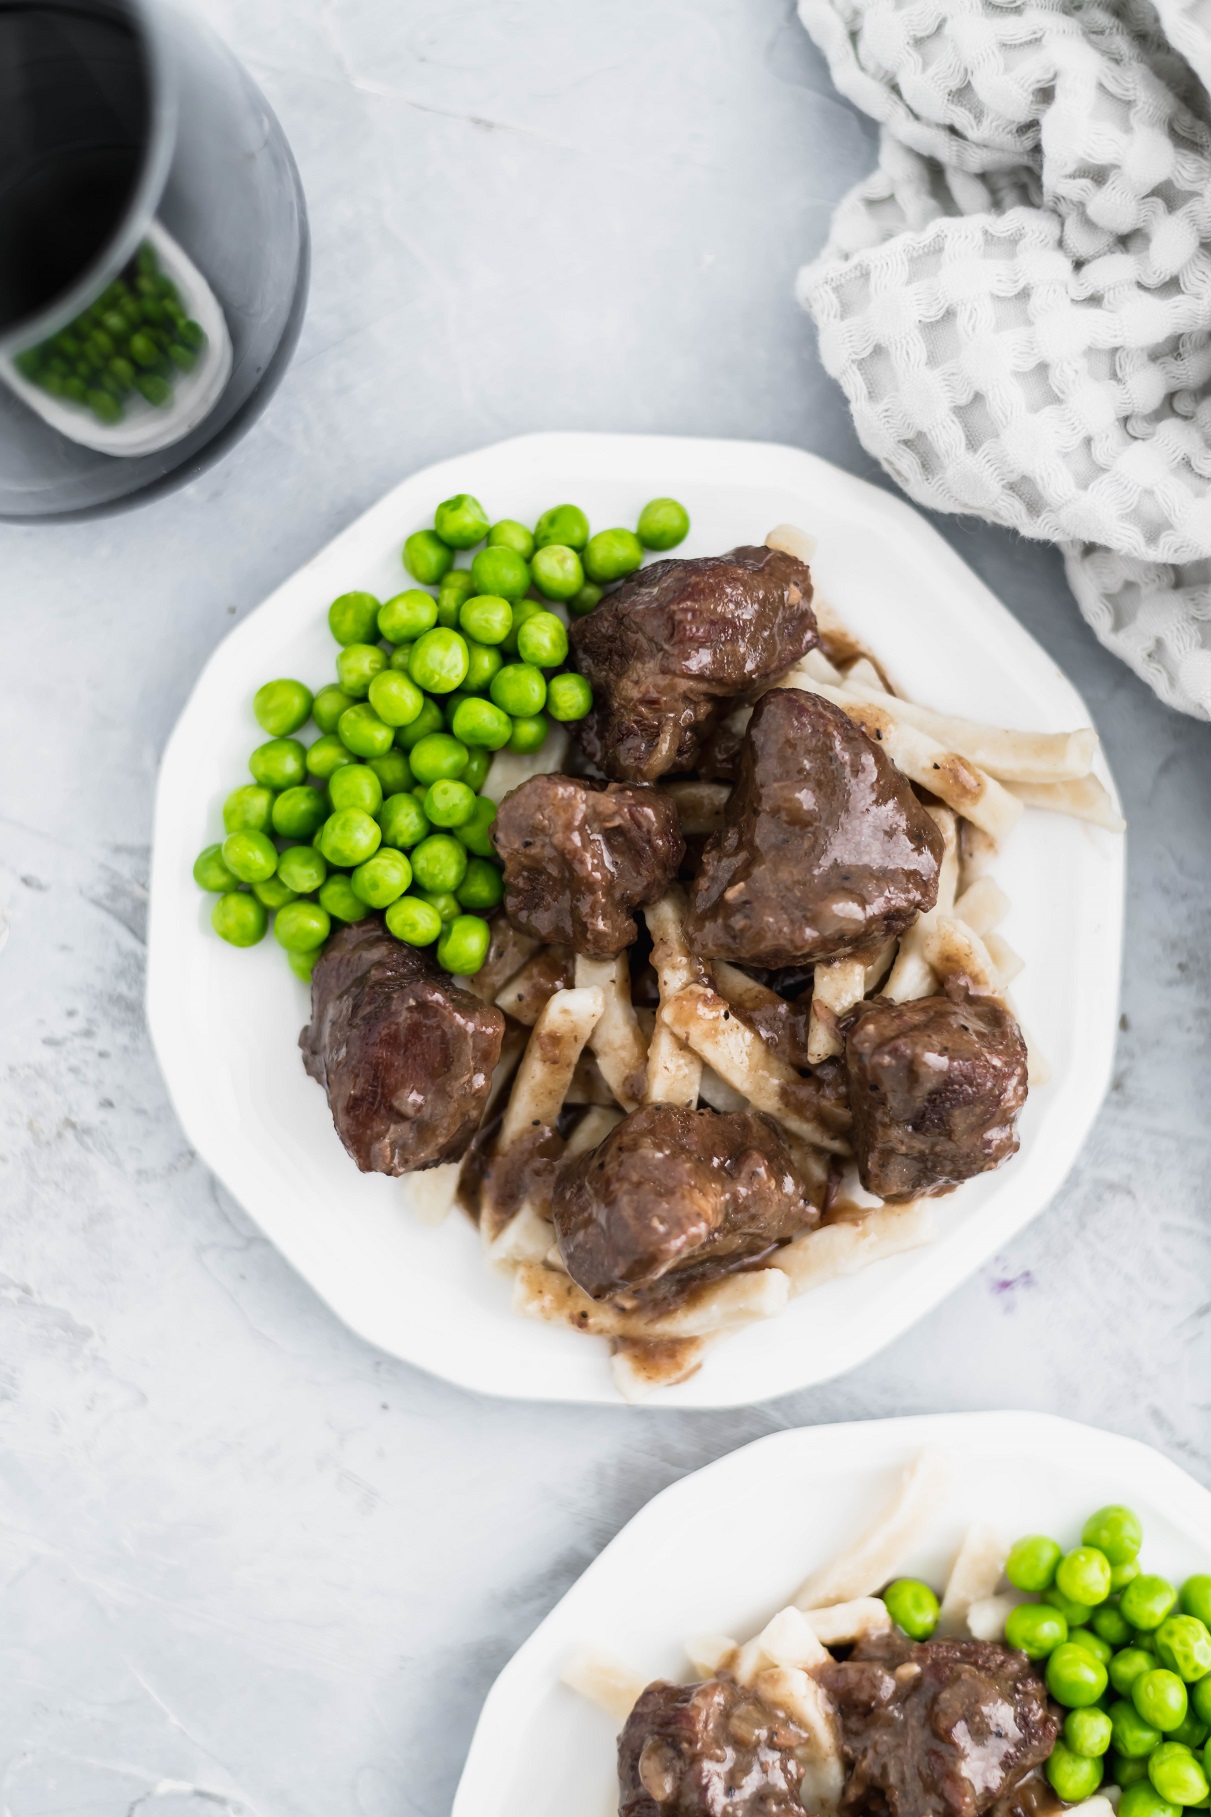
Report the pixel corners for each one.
[146,432,1124,1406]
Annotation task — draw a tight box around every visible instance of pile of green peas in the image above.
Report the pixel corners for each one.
[192,491,688,981]
[13,241,206,425]
[881,1507,1211,1814]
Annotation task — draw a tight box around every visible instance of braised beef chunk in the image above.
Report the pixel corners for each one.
[687,690,943,968]
[492,774,684,958]
[619,1677,808,1817]
[845,994,1028,1200]
[823,1630,1058,1817]
[552,1103,820,1306]
[571,546,817,783]
[301,919,505,1173]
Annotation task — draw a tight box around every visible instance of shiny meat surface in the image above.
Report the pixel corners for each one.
[300,919,505,1173]
[492,774,684,958]
[619,1677,808,1817]
[552,1103,820,1306]
[845,994,1028,1200]
[822,1629,1058,1817]
[571,545,817,782]
[687,689,943,968]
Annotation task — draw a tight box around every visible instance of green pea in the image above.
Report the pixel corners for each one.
[337,703,394,759]
[455,796,498,859]
[1182,1582,1211,1631]
[507,712,549,754]
[136,372,172,406]
[547,672,593,722]
[491,662,546,718]
[410,733,469,785]
[461,748,491,792]
[1083,1507,1144,1567]
[1192,1677,1211,1727]
[635,496,690,551]
[288,948,317,984]
[437,913,491,977]
[277,845,327,894]
[1136,1669,1190,1733]
[108,354,135,388]
[437,569,476,619]
[335,642,387,699]
[272,785,328,840]
[327,590,380,646]
[415,889,461,924]
[378,792,430,850]
[460,593,513,646]
[451,697,512,751]
[1046,1742,1103,1804]
[531,543,584,602]
[63,376,89,403]
[434,493,490,550]
[1094,1604,1134,1649]
[1158,1619,1211,1684]
[408,627,469,695]
[410,834,468,894]
[1006,1602,1068,1659]
[253,875,297,910]
[517,610,569,669]
[274,900,331,953]
[470,545,530,601]
[1058,1548,1113,1609]
[385,895,443,946]
[1047,1641,1108,1707]
[129,330,159,368]
[1113,1697,1164,1757]
[488,519,535,560]
[211,891,267,947]
[329,764,383,815]
[567,581,604,617]
[534,503,589,551]
[1113,1649,1160,1697]
[319,808,382,869]
[1150,1744,1209,1807]
[424,779,476,828]
[165,344,195,376]
[223,784,275,834]
[1124,1578,1181,1634]
[1064,1708,1112,1758]
[306,733,356,781]
[351,848,413,908]
[882,1579,940,1642]
[221,830,278,884]
[180,319,205,351]
[249,737,307,791]
[193,843,239,891]
[584,527,643,584]
[310,686,352,734]
[1116,1758,1153,1790]
[396,697,444,749]
[464,640,503,694]
[501,596,542,657]
[368,749,413,795]
[1171,1711,1210,1751]
[254,678,313,736]
[1068,1628,1113,1664]
[1044,1584,1094,1628]
[457,858,504,911]
[379,589,438,643]
[319,873,365,923]
[403,529,453,585]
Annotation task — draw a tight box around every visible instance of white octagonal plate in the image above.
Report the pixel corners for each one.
[453,1412,1211,1817]
[147,432,1124,1406]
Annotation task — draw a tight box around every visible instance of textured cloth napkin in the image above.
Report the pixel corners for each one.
[796,0,1211,718]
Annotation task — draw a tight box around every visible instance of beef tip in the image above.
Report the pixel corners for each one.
[571,545,817,782]
[619,1677,808,1817]
[687,689,943,968]
[845,994,1028,1200]
[301,919,505,1173]
[492,773,684,959]
[552,1103,820,1307]
[822,1629,1058,1817]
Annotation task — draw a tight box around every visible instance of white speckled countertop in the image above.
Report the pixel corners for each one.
[1,3,1209,1812]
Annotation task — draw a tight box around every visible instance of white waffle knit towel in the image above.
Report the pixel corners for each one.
[796,0,1211,718]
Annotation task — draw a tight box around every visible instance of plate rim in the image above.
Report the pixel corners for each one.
[147,430,1126,1407]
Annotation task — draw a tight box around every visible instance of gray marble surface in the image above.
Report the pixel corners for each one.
[1,2,1209,1813]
